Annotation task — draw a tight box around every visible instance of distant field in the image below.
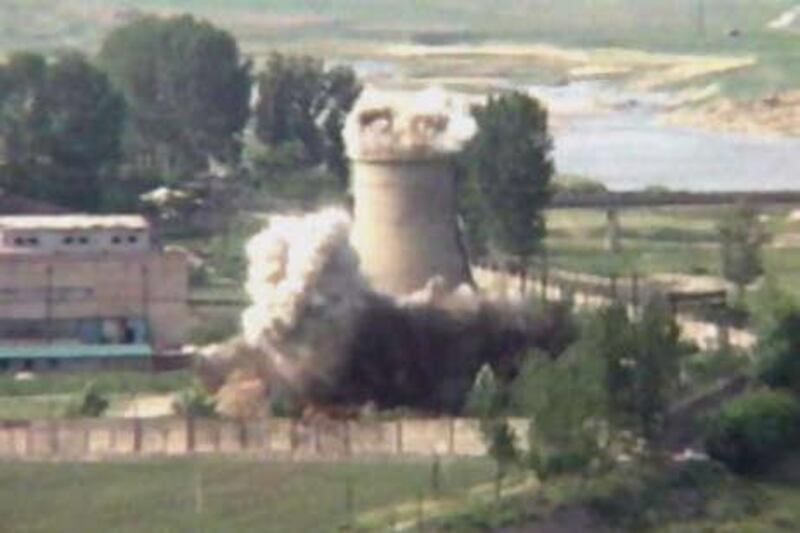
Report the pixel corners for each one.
[0,457,494,533]
[545,205,800,299]
[3,1,799,97]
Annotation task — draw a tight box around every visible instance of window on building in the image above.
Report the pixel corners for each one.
[63,236,74,245]
[0,360,8,372]
[47,358,60,370]
[13,237,23,246]
[78,236,89,245]
[26,237,38,246]
[23,359,34,371]
[112,236,122,244]
[128,235,139,244]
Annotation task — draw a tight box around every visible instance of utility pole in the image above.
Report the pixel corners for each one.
[697,0,707,38]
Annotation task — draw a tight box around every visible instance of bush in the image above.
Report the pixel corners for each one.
[173,384,217,418]
[705,390,800,474]
[63,381,109,418]
[758,310,800,395]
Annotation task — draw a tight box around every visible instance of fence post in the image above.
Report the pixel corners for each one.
[540,250,550,305]
[396,419,404,454]
[448,418,455,456]
[610,274,618,302]
[631,272,640,315]
[133,418,142,454]
[344,420,352,458]
[416,491,424,532]
[717,310,731,352]
[239,421,248,451]
[25,423,33,458]
[186,417,195,453]
[50,420,59,456]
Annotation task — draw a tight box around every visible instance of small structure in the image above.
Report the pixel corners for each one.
[0,215,189,372]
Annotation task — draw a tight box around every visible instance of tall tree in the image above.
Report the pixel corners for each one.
[460,92,554,263]
[39,53,126,208]
[594,300,683,444]
[718,201,768,300]
[99,15,252,180]
[0,52,48,176]
[254,54,361,184]
[0,52,125,210]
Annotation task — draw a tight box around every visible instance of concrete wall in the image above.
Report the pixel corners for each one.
[350,157,470,296]
[0,417,529,461]
[0,250,189,347]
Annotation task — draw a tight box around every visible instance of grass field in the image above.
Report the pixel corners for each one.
[0,457,494,533]
[0,371,191,398]
[545,205,800,299]
[0,371,191,420]
[436,456,800,532]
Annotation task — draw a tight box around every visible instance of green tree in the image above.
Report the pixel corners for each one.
[593,300,683,443]
[0,52,48,174]
[705,389,800,474]
[634,298,683,442]
[0,52,126,210]
[99,15,251,180]
[459,92,554,262]
[64,381,110,418]
[758,308,800,395]
[466,365,519,492]
[254,54,361,184]
[511,348,608,480]
[718,201,768,300]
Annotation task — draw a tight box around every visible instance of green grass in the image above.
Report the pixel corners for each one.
[0,394,71,419]
[0,371,192,398]
[0,457,494,533]
[544,205,800,299]
[436,458,800,532]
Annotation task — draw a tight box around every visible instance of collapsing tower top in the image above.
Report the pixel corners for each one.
[345,88,475,296]
[344,87,476,162]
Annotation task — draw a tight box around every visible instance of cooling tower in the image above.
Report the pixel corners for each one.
[350,155,471,296]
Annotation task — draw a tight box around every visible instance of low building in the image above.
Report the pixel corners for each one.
[0,215,190,372]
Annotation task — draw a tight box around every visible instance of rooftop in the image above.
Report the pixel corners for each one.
[0,343,153,360]
[0,215,149,232]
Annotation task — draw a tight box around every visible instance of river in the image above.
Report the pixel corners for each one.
[530,82,800,192]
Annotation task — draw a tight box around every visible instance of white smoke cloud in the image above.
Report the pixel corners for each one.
[241,208,370,392]
[344,86,477,161]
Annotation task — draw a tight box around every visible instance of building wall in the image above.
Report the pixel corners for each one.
[0,250,189,348]
[350,157,470,296]
[1,228,150,254]
[0,356,151,374]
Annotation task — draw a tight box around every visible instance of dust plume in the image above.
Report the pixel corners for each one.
[199,208,575,416]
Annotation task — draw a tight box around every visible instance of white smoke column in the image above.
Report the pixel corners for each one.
[241,208,370,394]
[344,86,477,161]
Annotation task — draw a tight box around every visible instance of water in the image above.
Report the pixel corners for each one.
[532,82,800,192]
[352,58,800,192]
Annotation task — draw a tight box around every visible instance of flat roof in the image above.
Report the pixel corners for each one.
[0,343,153,360]
[0,215,149,232]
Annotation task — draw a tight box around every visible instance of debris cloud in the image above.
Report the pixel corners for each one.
[344,87,476,161]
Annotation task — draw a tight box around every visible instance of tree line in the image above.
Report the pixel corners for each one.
[0,13,555,269]
[0,15,363,212]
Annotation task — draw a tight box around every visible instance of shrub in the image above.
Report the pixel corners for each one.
[757,310,800,395]
[63,381,109,418]
[705,390,800,474]
[173,384,217,418]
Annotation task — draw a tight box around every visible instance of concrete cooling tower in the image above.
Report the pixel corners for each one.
[346,89,475,296]
[350,156,470,295]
